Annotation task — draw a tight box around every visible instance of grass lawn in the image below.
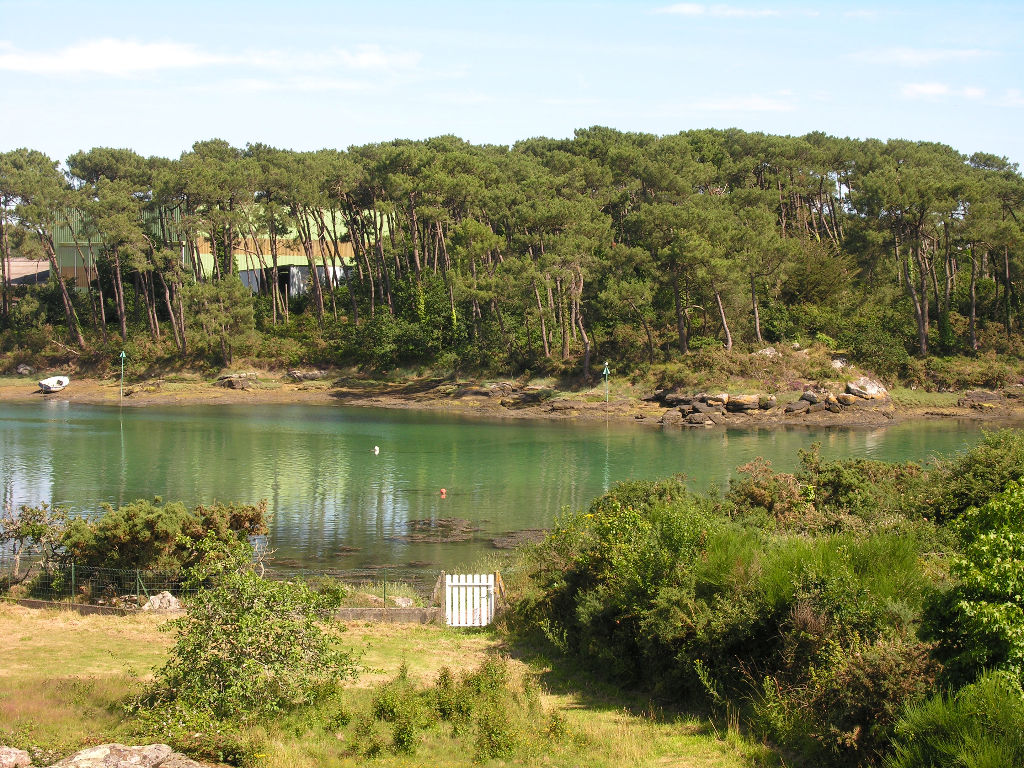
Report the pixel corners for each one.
[0,603,769,767]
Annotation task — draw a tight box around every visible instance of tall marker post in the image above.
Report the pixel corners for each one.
[119,350,126,403]
[603,361,610,409]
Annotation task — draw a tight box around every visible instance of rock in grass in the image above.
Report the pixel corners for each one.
[846,376,888,400]
[48,744,205,768]
[0,746,31,768]
[141,591,181,612]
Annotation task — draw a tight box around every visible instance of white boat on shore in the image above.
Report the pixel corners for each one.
[38,376,69,393]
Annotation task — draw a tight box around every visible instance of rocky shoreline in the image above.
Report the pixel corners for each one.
[2,368,1024,430]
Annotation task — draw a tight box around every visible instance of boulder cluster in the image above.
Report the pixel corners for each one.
[650,376,890,427]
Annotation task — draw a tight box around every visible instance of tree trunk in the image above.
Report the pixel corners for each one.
[112,248,128,341]
[970,247,978,351]
[713,286,732,351]
[533,282,550,358]
[671,267,688,354]
[40,234,85,348]
[751,273,763,344]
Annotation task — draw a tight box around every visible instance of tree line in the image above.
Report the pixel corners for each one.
[1,127,1023,377]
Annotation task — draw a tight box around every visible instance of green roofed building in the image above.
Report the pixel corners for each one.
[50,206,355,298]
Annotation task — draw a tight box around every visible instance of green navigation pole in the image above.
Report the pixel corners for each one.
[603,361,610,406]
[119,350,126,403]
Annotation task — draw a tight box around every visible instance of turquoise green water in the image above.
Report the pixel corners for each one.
[0,401,999,572]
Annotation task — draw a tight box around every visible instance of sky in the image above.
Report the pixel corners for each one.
[0,0,1022,164]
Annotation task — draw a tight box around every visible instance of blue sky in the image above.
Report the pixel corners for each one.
[1,0,1022,163]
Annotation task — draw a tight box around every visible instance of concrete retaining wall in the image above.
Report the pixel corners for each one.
[335,607,441,624]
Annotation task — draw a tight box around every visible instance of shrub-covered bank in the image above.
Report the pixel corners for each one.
[507,429,1024,767]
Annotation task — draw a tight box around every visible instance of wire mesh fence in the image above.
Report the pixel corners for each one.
[0,555,439,611]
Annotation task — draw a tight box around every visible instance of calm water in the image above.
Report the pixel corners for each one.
[0,401,997,572]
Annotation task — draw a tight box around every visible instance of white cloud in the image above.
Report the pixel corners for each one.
[902,83,991,101]
[852,47,990,67]
[338,45,421,71]
[843,9,880,19]
[655,3,780,18]
[998,89,1024,108]
[692,94,794,111]
[0,39,422,78]
[0,38,226,75]
[901,82,951,98]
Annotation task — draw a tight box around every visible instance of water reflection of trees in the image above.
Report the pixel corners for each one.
[0,404,984,570]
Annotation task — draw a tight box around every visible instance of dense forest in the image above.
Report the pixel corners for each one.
[2,127,1023,383]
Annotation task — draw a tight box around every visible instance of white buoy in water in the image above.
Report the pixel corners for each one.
[374,446,380,455]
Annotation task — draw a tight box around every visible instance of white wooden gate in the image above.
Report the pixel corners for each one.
[445,573,496,627]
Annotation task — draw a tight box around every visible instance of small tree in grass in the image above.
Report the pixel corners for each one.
[150,534,354,720]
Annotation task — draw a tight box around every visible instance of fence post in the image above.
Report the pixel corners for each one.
[383,568,387,610]
[136,570,141,607]
[70,562,75,605]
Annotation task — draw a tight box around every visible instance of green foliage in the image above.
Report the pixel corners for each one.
[887,673,1024,768]
[923,480,1024,687]
[345,655,548,762]
[58,498,268,570]
[0,502,68,582]
[147,535,354,720]
[182,277,256,367]
[927,429,1024,522]
[512,468,940,767]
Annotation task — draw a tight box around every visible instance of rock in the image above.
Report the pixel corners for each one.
[141,591,181,612]
[785,400,810,414]
[807,402,827,413]
[830,357,847,370]
[846,376,888,400]
[0,746,31,768]
[662,392,692,406]
[826,401,842,413]
[49,744,205,768]
[641,390,664,403]
[14,364,34,376]
[548,400,576,411]
[687,412,712,425]
[706,412,727,425]
[660,409,684,426]
[705,392,730,406]
[726,394,761,412]
[837,393,858,406]
[691,401,714,414]
[391,596,415,608]
[800,390,822,404]
[758,395,777,410]
[755,347,779,358]
[287,369,327,381]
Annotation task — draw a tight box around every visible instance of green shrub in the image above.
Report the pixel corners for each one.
[59,498,268,570]
[923,481,1024,687]
[887,673,1024,768]
[146,535,354,720]
[927,429,1024,522]
[512,470,938,768]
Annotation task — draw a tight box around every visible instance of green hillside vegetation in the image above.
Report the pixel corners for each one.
[505,428,1024,767]
[2,128,1024,390]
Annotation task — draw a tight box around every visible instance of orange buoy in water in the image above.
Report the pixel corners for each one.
[440,488,447,498]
